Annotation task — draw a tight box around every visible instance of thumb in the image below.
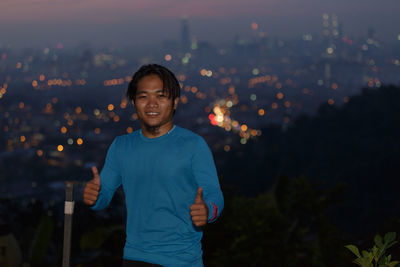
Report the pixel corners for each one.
[194,187,203,204]
[91,166,101,185]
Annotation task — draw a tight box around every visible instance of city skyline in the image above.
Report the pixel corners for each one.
[1,0,400,48]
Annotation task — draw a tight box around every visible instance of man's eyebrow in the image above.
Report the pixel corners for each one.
[136,89,165,94]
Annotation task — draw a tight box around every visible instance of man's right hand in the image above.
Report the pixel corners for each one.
[83,166,101,206]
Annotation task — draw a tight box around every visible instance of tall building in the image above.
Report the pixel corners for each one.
[181,17,190,52]
[331,14,340,41]
[322,13,330,39]
[322,13,342,56]
[322,13,342,41]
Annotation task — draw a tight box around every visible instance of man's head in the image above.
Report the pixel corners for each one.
[126,64,180,105]
[126,64,180,136]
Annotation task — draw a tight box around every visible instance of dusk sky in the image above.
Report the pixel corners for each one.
[1,0,399,48]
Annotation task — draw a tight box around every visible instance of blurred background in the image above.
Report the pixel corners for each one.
[1,0,400,266]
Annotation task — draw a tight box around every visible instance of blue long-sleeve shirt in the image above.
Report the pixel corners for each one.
[91,126,224,267]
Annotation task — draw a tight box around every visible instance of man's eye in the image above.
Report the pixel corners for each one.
[137,95,146,99]
[158,94,166,98]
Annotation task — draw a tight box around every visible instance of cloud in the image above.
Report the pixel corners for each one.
[1,0,398,23]
[0,0,399,44]
[1,0,84,7]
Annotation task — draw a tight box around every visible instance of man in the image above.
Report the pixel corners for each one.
[83,64,224,267]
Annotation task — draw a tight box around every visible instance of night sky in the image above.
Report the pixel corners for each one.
[1,0,399,48]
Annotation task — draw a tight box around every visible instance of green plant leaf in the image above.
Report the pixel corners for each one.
[350,232,398,267]
[354,257,373,267]
[362,250,373,262]
[346,244,361,258]
[29,215,54,265]
[375,235,384,248]
[372,246,379,262]
[353,258,363,267]
[386,241,399,250]
[80,224,124,250]
[80,226,109,250]
[379,255,389,265]
[384,232,396,244]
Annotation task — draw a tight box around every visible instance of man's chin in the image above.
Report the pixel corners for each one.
[138,118,159,128]
[142,120,161,128]
[143,123,161,134]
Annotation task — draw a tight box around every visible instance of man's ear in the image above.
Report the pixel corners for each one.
[173,97,179,110]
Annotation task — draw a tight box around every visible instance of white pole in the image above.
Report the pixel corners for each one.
[62,181,74,267]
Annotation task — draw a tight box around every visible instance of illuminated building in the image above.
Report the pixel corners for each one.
[181,17,190,52]
[322,13,342,57]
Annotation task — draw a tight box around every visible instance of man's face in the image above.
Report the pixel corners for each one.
[134,74,178,130]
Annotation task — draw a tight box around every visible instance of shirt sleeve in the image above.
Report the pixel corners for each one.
[91,137,122,210]
[191,137,224,223]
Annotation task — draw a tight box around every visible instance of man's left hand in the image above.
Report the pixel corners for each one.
[190,187,208,227]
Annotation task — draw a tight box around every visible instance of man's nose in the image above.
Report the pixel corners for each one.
[147,96,158,107]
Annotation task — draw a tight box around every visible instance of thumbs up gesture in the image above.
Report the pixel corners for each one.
[190,187,209,227]
[83,166,101,206]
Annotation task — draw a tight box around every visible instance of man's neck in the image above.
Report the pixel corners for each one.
[141,122,174,138]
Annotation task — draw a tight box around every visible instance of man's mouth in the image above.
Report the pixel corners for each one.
[145,112,160,116]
